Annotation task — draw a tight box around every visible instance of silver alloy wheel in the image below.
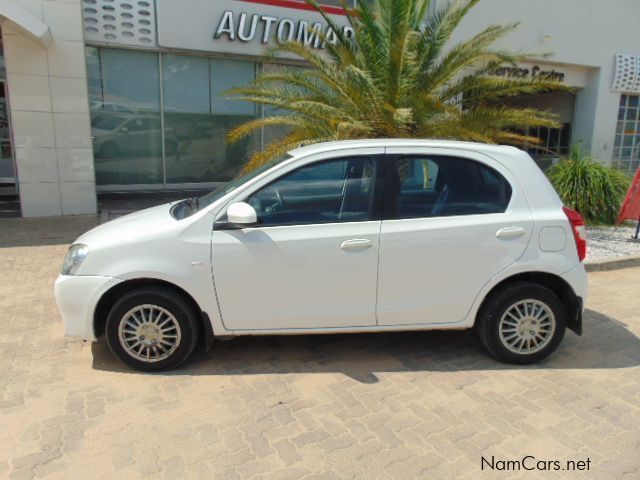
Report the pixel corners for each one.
[498,299,556,355]
[118,304,182,363]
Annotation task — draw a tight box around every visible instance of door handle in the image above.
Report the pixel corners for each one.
[496,227,527,238]
[340,239,372,250]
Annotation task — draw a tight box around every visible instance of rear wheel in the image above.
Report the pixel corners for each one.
[105,286,200,372]
[476,282,566,364]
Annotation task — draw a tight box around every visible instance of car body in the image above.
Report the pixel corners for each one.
[55,139,588,371]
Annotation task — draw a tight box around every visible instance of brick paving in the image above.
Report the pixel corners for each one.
[0,216,639,480]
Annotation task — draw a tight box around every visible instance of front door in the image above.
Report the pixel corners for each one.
[377,149,533,326]
[212,153,383,331]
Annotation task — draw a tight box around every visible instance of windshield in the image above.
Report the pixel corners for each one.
[196,154,293,211]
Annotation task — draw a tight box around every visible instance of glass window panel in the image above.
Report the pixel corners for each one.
[0,141,14,179]
[559,123,571,150]
[625,122,636,134]
[623,135,634,147]
[164,56,259,183]
[0,83,9,141]
[85,47,103,108]
[548,128,560,150]
[162,54,209,114]
[90,48,163,185]
[247,157,376,226]
[629,95,639,108]
[0,36,5,79]
[260,63,309,147]
[211,59,256,115]
[614,135,622,147]
[101,49,160,111]
[618,107,626,120]
[390,157,512,219]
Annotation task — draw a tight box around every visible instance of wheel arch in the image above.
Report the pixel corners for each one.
[476,271,582,335]
[93,278,215,349]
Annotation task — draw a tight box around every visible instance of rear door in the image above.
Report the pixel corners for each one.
[377,148,533,326]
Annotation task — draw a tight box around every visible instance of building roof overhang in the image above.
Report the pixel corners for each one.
[0,1,52,47]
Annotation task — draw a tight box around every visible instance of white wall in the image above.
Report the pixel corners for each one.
[441,0,640,163]
[2,0,96,217]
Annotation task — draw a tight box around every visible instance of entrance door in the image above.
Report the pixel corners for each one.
[212,154,383,331]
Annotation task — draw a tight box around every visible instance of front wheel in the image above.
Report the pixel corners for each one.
[476,282,566,364]
[105,286,200,372]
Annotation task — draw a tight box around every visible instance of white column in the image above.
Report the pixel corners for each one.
[2,0,96,217]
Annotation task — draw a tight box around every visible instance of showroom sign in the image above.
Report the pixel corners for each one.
[156,0,351,56]
[213,11,354,48]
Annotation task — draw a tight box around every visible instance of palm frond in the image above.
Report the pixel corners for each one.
[225,0,568,170]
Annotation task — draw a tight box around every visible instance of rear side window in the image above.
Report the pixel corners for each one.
[387,156,512,219]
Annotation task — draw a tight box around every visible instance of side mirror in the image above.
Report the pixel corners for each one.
[226,202,257,226]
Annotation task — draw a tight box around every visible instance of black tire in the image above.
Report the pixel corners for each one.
[476,281,566,364]
[105,286,200,372]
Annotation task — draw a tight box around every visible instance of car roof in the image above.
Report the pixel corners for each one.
[288,139,522,157]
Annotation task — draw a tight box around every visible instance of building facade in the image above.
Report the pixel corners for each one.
[0,0,639,217]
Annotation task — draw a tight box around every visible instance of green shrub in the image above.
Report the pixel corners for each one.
[547,146,630,225]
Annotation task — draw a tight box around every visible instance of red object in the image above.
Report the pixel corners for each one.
[563,206,587,262]
[238,0,349,16]
[617,167,640,224]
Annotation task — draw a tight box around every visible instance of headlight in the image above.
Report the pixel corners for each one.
[62,244,89,275]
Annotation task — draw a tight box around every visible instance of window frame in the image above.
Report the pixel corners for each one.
[228,155,386,229]
[382,153,514,221]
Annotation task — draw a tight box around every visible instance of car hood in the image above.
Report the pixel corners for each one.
[76,202,178,248]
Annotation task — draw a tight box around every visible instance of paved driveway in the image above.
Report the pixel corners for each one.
[1,217,639,480]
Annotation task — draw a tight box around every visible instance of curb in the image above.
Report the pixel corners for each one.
[585,255,640,272]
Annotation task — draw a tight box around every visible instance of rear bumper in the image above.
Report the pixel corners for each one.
[54,274,122,341]
[561,264,588,335]
[561,264,588,306]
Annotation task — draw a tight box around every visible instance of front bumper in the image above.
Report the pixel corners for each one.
[54,274,122,341]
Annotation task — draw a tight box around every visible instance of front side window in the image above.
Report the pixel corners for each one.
[387,156,512,219]
[247,157,376,227]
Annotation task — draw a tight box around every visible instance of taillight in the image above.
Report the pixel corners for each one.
[563,206,587,262]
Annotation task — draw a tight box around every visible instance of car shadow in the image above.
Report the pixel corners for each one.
[91,308,640,382]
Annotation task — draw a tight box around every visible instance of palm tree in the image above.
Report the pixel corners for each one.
[228,0,570,171]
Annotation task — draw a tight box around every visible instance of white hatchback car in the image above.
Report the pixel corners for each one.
[55,140,587,371]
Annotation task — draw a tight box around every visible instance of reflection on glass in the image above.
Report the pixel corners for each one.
[247,158,375,226]
[87,47,163,185]
[86,47,274,186]
[163,55,259,184]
